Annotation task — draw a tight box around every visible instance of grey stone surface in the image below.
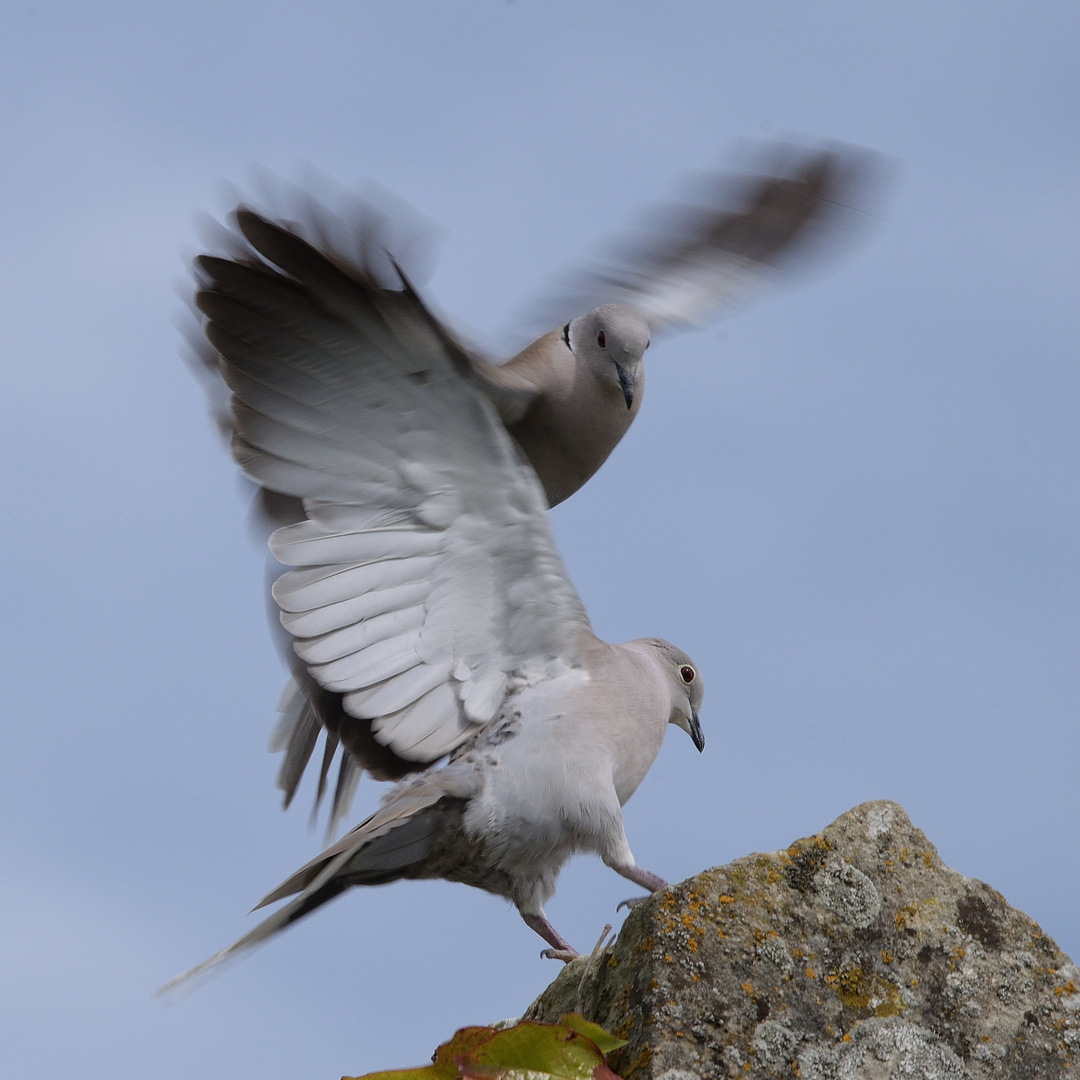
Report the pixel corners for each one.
[525,801,1078,1078]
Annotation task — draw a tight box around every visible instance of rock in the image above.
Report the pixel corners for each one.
[525,801,1079,1078]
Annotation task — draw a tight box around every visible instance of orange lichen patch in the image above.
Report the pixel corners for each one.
[741,982,755,995]
[829,967,905,1018]
[881,950,894,964]
[806,968,817,980]
[687,938,699,953]
[1054,981,1078,996]
[650,979,659,990]
[923,852,933,867]
[719,895,737,905]
[663,954,673,963]
[607,955,619,968]
[842,1032,852,1043]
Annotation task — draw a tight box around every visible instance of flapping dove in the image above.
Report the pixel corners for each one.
[165,208,706,987]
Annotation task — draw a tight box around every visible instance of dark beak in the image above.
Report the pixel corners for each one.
[615,363,636,410]
[688,709,705,753]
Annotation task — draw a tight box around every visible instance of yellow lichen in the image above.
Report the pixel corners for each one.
[620,1043,653,1078]
[830,967,906,1018]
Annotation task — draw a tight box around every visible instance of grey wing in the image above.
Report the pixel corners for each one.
[192,205,591,825]
[520,142,889,337]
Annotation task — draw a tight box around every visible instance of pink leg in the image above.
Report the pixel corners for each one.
[612,864,668,912]
[521,912,580,962]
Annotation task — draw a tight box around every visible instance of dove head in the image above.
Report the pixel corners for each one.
[628,638,705,752]
[567,303,650,410]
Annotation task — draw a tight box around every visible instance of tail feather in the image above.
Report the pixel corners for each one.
[157,842,358,995]
[159,786,453,994]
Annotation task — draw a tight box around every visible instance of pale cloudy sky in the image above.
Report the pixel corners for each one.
[1,3,1077,1077]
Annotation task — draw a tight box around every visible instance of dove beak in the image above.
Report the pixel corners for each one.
[615,363,636,410]
[688,709,705,753]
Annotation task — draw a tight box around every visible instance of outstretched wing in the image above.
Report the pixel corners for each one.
[521,142,887,338]
[195,208,591,790]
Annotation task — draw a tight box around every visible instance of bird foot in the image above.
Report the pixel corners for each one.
[540,948,580,963]
[616,895,651,912]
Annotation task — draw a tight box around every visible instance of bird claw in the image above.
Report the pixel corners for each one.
[616,895,651,912]
[540,948,580,963]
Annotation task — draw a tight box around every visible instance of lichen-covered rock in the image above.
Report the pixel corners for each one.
[525,801,1078,1079]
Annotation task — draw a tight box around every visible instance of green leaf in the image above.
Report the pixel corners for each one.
[469,1021,608,1079]
[432,1027,506,1066]
[345,1017,626,1080]
[558,1015,627,1055]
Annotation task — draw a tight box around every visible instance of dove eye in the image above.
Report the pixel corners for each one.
[680,665,695,684]
[596,330,606,348]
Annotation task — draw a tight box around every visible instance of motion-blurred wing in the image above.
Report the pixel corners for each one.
[524,143,885,336]
[195,209,591,784]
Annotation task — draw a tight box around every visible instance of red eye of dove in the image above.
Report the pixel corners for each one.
[680,665,695,683]
[596,330,606,348]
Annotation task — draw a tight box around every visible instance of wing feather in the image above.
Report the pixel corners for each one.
[195,207,591,783]
[274,559,435,612]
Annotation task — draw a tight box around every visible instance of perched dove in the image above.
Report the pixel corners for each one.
[165,208,706,987]
[184,144,880,832]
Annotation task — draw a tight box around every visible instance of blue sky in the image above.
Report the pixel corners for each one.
[1,3,1077,1077]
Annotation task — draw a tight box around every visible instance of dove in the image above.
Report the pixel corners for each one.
[185,143,879,829]
[165,208,705,986]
